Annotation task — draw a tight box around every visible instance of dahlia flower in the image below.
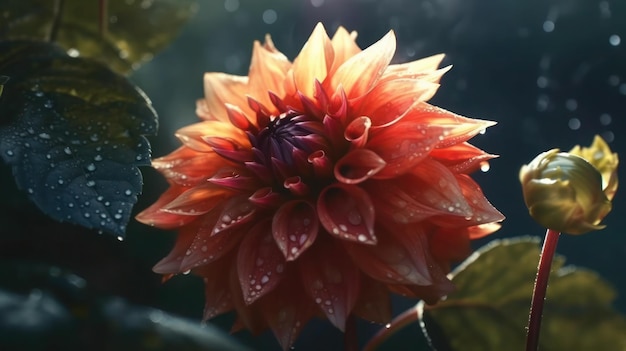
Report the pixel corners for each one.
[137,23,504,349]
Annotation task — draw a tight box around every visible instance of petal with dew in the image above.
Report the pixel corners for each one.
[292,23,334,98]
[299,239,360,331]
[272,200,319,261]
[429,142,498,174]
[211,195,257,236]
[317,184,376,244]
[195,259,235,320]
[238,219,286,304]
[152,220,199,274]
[153,146,229,187]
[343,223,433,286]
[328,31,396,99]
[351,275,392,324]
[161,183,232,216]
[135,184,199,229]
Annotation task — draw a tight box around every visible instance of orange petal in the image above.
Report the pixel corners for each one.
[328,30,396,99]
[356,79,440,127]
[135,184,198,229]
[381,53,448,82]
[152,222,198,274]
[203,72,251,122]
[329,26,361,75]
[272,200,319,261]
[363,179,440,224]
[176,120,250,152]
[344,116,371,148]
[161,183,231,216]
[152,146,229,187]
[298,239,360,331]
[237,220,285,304]
[429,142,498,174]
[196,260,235,320]
[292,22,334,98]
[248,37,291,111]
[210,195,257,236]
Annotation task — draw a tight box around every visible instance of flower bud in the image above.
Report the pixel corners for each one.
[519,136,618,235]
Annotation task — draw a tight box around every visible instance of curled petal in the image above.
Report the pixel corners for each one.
[298,239,360,330]
[225,103,255,132]
[344,223,433,285]
[334,149,386,184]
[249,187,284,209]
[135,184,199,229]
[317,184,376,244]
[328,30,396,99]
[292,22,334,97]
[238,220,286,304]
[202,73,250,122]
[272,200,319,261]
[161,184,231,216]
[211,195,257,236]
[344,116,371,148]
[283,176,309,196]
[308,150,333,179]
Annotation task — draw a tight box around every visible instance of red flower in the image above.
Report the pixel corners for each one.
[137,23,504,349]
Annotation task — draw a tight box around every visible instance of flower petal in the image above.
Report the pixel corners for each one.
[211,195,257,236]
[161,183,231,216]
[208,167,260,191]
[152,221,198,274]
[152,147,228,187]
[237,220,286,304]
[343,223,433,285]
[135,184,199,229]
[328,30,396,99]
[317,184,376,244]
[429,142,498,174]
[180,209,247,271]
[176,121,250,152]
[248,187,284,209]
[351,275,392,324]
[272,200,319,261]
[248,37,291,110]
[344,116,371,148]
[381,53,448,82]
[364,179,439,224]
[356,79,440,128]
[334,149,386,184]
[195,259,235,320]
[202,73,251,122]
[292,22,334,98]
[298,239,360,330]
[329,26,361,74]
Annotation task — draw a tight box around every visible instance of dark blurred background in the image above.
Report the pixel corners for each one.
[2,0,626,350]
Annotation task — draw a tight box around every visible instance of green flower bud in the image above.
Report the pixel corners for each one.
[519,136,617,235]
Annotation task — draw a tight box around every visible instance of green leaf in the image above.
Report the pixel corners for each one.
[0,40,157,237]
[0,0,197,74]
[421,237,626,351]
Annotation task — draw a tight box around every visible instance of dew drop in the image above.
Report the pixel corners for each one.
[347,211,362,225]
[38,133,50,139]
[124,189,132,196]
[86,163,96,172]
[357,234,368,242]
[5,150,13,156]
[261,275,269,284]
[86,180,96,187]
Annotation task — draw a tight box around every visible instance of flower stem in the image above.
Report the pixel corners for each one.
[345,314,358,351]
[525,228,561,351]
[363,306,420,351]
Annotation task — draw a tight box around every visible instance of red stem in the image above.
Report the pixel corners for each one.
[362,306,420,351]
[344,314,359,351]
[99,0,108,37]
[525,228,561,351]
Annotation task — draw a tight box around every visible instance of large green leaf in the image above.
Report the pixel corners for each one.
[0,0,197,74]
[420,237,626,351]
[0,40,157,237]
